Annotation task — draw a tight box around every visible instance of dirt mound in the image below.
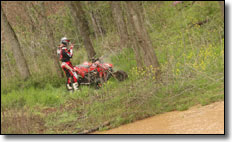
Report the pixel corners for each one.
[94,101,224,134]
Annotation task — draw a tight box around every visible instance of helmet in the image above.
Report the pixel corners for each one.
[60,37,70,46]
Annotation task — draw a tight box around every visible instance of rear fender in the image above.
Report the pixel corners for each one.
[74,67,86,78]
[104,63,113,68]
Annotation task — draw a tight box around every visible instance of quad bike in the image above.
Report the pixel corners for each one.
[73,58,128,89]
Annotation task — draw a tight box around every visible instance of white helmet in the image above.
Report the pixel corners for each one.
[60,37,70,46]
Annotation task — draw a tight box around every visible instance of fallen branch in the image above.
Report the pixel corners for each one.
[78,121,111,134]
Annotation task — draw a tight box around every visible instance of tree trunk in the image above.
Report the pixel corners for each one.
[111,1,129,48]
[39,2,63,78]
[89,10,100,40]
[1,5,30,80]
[126,2,160,70]
[69,1,96,60]
[1,43,15,78]
[22,2,37,33]
[218,1,224,20]
[94,9,105,37]
[86,1,104,40]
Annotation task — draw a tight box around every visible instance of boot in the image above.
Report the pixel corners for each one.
[73,82,79,91]
[66,83,73,91]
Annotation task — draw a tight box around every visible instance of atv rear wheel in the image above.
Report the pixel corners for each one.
[113,70,128,81]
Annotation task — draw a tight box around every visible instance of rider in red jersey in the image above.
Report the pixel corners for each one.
[58,37,79,91]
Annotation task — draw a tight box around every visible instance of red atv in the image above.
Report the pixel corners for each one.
[73,58,128,88]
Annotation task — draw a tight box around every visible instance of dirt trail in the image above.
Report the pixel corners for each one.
[94,101,224,134]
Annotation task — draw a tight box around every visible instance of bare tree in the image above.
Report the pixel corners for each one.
[31,2,64,78]
[69,1,96,60]
[126,2,160,70]
[89,10,101,40]
[1,5,30,80]
[86,1,105,41]
[111,1,129,48]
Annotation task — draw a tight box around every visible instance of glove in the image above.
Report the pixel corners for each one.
[70,44,74,49]
[69,44,73,56]
[59,44,64,48]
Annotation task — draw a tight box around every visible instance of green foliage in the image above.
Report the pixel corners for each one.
[110,48,137,71]
[1,84,67,109]
[1,74,66,94]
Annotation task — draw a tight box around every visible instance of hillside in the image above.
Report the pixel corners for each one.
[1,1,224,134]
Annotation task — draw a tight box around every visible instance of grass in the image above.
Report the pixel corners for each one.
[1,1,224,134]
[1,65,224,134]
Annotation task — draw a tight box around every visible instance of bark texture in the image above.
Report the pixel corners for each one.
[1,5,30,80]
[126,2,160,69]
[69,1,96,60]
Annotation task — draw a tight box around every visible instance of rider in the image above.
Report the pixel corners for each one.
[58,37,79,91]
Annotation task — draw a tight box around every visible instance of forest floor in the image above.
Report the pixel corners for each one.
[93,101,224,134]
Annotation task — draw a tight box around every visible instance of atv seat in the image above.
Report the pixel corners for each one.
[76,65,90,68]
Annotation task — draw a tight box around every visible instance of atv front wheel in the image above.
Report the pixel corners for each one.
[94,78,103,89]
[113,70,128,81]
